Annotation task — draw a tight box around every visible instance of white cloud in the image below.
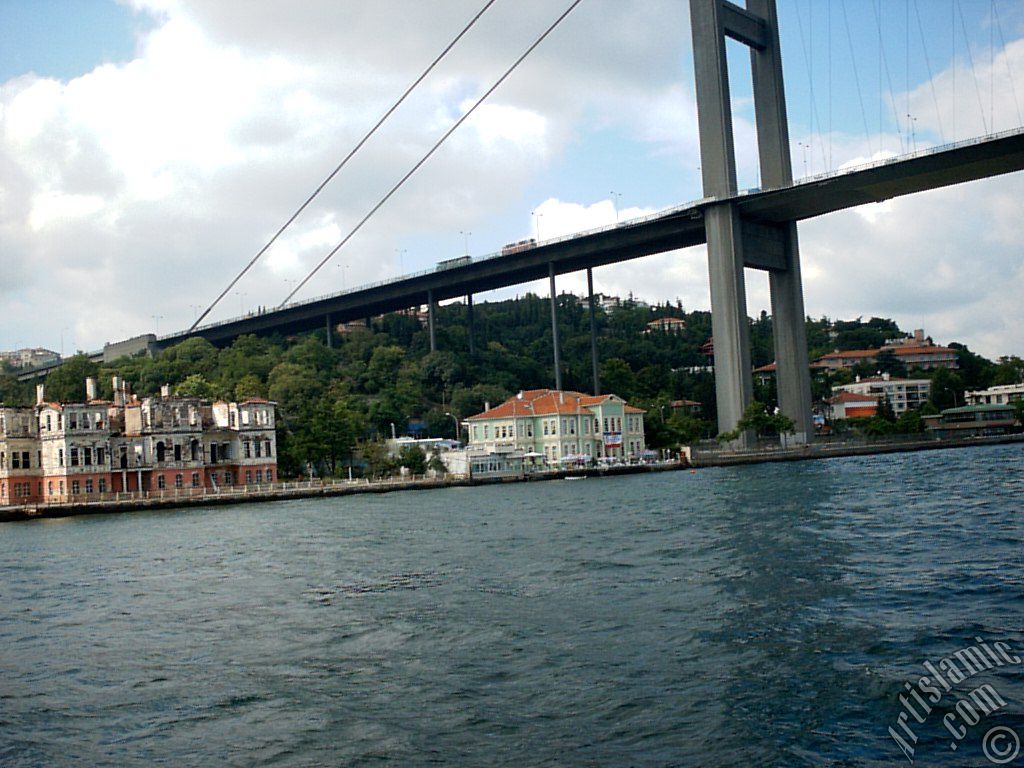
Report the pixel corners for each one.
[0,0,1022,366]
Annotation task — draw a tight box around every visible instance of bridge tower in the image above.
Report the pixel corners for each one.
[690,0,813,443]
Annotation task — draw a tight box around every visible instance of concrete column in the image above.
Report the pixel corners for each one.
[427,289,437,352]
[690,0,751,440]
[769,225,814,441]
[748,0,813,441]
[325,313,332,348]
[548,263,563,391]
[466,294,475,355]
[706,203,753,436]
[587,268,600,395]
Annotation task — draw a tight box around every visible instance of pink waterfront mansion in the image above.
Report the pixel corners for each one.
[0,377,277,506]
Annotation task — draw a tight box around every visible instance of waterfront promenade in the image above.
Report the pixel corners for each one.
[2,432,1021,524]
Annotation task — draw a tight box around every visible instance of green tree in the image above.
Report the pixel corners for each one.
[877,396,897,423]
[601,358,636,398]
[398,445,427,475]
[45,354,99,402]
[234,374,266,401]
[175,373,217,399]
[930,367,965,411]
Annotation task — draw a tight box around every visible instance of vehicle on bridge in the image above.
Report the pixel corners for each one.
[435,255,472,271]
[501,239,536,255]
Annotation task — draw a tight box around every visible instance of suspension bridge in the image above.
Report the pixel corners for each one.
[19,0,1024,445]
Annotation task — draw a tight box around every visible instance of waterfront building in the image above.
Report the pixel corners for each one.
[826,391,879,420]
[0,406,42,505]
[0,377,277,506]
[923,404,1020,438]
[965,383,1024,406]
[466,389,646,464]
[385,436,460,459]
[832,374,931,415]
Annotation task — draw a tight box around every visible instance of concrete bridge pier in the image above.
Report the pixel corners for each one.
[427,289,437,352]
[586,268,600,395]
[691,0,813,443]
[467,293,475,355]
[325,313,333,348]
[548,262,563,391]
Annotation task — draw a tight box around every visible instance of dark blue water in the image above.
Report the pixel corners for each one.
[2,444,1023,766]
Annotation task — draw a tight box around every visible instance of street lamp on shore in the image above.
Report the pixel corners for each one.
[445,412,461,444]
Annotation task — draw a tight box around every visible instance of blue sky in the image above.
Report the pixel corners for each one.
[1,0,1023,358]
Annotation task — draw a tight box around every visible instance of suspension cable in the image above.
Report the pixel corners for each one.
[279,0,585,307]
[189,0,499,331]
[840,0,872,146]
[913,0,946,143]
[992,0,1023,126]
[871,0,906,154]
[956,0,990,135]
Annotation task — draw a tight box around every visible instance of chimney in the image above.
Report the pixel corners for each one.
[36,383,45,405]
[85,377,97,401]
[855,375,861,383]
[161,383,170,398]
[882,372,891,381]
[112,376,123,406]
[484,401,490,412]
[517,391,524,400]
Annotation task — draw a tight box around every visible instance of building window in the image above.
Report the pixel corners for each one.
[191,473,200,488]
[223,473,232,486]
[543,422,549,436]
[98,479,106,493]
[174,474,183,488]
[72,480,80,495]
[173,444,182,462]
[11,453,19,469]
[158,476,166,489]
[48,482,53,496]
[266,470,273,482]
[265,440,272,457]
[70,448,78,467]
[84,447,92,466]
[85,480,94,494]
[245,470,252,484]
[256,470,263,483]
[594,418,600,433]
[244,441,252,459]
[96,447,105,465]
[255,441,262,458]
[46,414,52,431]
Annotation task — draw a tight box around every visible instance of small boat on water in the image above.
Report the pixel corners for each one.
[565,475,586,481]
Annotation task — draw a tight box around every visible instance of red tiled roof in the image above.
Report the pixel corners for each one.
[467,389,636,420]
[828,391,879,404]
[817,345,956,362]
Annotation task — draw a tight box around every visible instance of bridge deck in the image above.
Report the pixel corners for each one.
[19,127,1024,373]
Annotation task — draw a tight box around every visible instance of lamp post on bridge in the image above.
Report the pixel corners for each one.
[531,210,543,241]
[610,191,622,222]
[459,230,471,256]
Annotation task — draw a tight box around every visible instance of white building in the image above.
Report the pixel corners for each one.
[832,374,931,415]
[965,383,1024,406]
